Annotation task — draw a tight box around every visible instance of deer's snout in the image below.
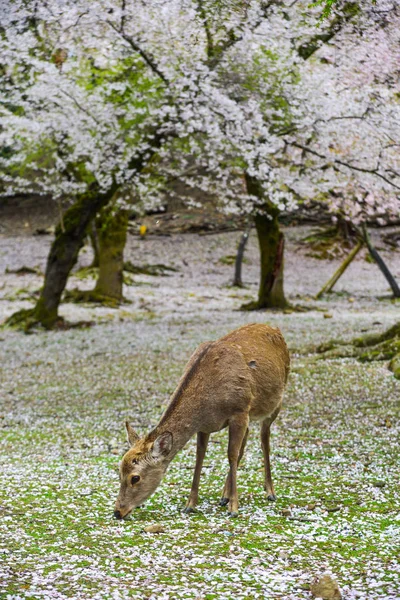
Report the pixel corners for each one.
[114,501,132,519]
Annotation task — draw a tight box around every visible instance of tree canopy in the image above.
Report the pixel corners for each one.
[1,0,399,223]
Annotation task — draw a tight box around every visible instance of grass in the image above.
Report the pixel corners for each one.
[1,325,399,600]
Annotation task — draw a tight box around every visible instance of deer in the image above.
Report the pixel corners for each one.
[114,323,290,518]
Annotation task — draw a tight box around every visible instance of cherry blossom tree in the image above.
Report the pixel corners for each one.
[2,0,271,325]
[228,0,400,307]
[170,0,400,308]
[285,0,400,299]
[1,1,168,326]
[1,0,399,327]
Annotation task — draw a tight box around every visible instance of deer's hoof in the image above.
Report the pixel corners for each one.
[228,511,239,518]
[183,506,196,514]
[219,497,229,506]
[267,494,277,502]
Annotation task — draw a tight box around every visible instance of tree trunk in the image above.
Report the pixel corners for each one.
[5,182,118,330]
[255,213,287,308]
[4,130,167,331]
[233,221,252,287]
[243,174,288,309]
[93,206,129,304]
[89,220,100,268]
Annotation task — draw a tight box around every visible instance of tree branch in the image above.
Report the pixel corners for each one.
[297,1,360,60]
[289,141,400,191]
[107,20,169,85]
[196,0,214,60]
[59,89,102,126]
[206,1,278,70]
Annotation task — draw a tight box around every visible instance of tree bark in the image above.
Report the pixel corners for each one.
[93,206,129,303]
[255,213,287,308]
[5,182,118,329]
[316,321,400,380]
[89,220,100,268]
[243,174,288,309]
[233,221,252,287]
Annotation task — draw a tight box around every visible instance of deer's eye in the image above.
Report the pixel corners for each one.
[131,475,140,485]
[132,458,139,465]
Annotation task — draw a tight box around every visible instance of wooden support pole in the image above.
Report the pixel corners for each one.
[316,240,363,299]
[362,224,400,298]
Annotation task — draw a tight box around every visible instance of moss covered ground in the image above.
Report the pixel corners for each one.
[0,227,399,598]
[0,320,399,599]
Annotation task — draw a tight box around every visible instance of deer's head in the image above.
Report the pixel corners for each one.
[114,422,173,519]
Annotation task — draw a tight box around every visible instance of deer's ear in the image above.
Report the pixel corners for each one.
[152,432,173,459]
[125,421,140,446]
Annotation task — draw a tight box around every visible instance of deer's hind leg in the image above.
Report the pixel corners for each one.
[220,426,249,507]
[261,404,281,502]
[184,431,210,513]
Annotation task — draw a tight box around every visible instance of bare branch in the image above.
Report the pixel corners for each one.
[289,141,400,191]
[197,0,214,60]
[297,2,360,60]
[59,89,102,126]
[207,1,278,70]
[107,20,169,85]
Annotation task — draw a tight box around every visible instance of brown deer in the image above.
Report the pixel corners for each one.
[114,323,290,518]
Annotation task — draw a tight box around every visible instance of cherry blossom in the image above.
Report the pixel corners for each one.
[1,0,399,224]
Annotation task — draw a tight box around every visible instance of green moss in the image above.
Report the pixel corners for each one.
[63,288,121,308]
[389,354,400,379]
[359,339,400,362]
[315,322,400,378]
[4,185,119,331]
[124,262,178,276]
[2,301,62,332]
[93,205,129,302]
[353,322,400,348]
[73,266,99,280]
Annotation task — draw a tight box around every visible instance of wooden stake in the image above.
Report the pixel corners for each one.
[316,240,363,299]
[362,224,400,298]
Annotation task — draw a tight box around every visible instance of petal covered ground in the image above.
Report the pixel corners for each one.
[0,227,399,599]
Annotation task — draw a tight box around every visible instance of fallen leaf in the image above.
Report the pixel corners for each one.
[143,524,165,534]
[373,480,385,488]
[311,573,342,599]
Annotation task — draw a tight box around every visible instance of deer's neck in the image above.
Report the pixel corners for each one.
[150,412,198,460]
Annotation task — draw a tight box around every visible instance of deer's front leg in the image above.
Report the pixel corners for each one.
[226,414,249,517]
[220,426,249,506]
[184,431,209,513]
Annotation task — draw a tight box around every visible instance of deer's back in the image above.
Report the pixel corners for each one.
[219,323,289,420]
[166,324,290,433]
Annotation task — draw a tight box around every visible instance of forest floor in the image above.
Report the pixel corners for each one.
[0,226,399,599]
